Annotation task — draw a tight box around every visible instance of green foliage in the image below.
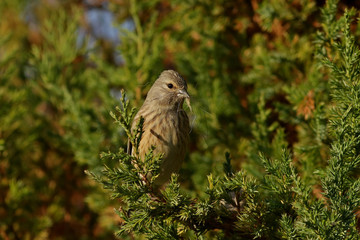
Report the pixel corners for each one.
[0,2,119,239]
[91,0,360,239]
[2,0,360,239]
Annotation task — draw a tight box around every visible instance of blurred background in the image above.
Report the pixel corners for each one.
[1,0,360,239]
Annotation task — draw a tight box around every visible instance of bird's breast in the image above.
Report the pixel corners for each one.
[138,108,189,160]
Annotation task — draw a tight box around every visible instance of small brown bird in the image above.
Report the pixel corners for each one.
[129,70,190,186]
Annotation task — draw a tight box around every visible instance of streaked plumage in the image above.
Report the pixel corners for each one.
[129,70,190,186]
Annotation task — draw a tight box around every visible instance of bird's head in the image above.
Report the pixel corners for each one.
[146,70,190,110]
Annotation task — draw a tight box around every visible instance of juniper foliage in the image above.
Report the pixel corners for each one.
[90,0,360,239]
[1,0,360,239]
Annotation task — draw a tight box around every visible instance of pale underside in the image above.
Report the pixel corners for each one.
[130,104,190,186]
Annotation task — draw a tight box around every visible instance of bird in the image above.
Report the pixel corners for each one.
[128,70,191,186]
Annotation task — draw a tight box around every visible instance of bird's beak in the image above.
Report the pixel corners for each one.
[178,89,192,112]
[177,89,190,99]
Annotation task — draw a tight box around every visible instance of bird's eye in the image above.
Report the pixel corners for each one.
[167,83,173,89]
